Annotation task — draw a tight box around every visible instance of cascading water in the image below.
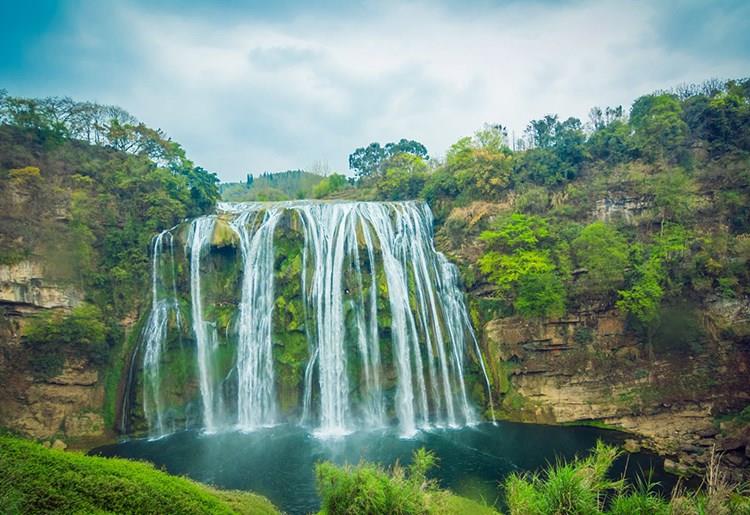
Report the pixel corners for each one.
[187,216,223,433]
[133,201,494,438]
[231,206,283,429]
[140,230,182,436]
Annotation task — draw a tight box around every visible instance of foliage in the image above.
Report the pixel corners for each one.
[221,169,325,201]
[376,153,429,200]
[340,77,750,326]
[22,304,110,378]
[0,92,220,215]
[349,139,428,180]
[313,173,350,198]
[0,96,218,315]
[504,441,750,515]
[571,222,629,301]
[315,448,497,515]
[646,167,697,232]
[479,214,565,317]
[0,435,279,514]
[630,94,688,162]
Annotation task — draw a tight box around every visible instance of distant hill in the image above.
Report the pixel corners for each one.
[220,170,325,201]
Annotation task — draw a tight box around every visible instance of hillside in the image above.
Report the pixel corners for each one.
[0,94,219,442]
[340,78,750,479]
[0,435,278,514]
[221,170,325,201]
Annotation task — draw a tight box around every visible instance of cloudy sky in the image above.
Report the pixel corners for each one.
[2,1,749,181]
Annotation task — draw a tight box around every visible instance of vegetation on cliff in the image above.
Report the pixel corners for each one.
[0,91,220,420]
[0,435,278,514]
[348,77,750,335]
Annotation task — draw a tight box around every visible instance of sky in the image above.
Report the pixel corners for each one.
[1,0,749,182]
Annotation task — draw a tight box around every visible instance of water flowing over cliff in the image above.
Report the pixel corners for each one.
[133,201,493,438]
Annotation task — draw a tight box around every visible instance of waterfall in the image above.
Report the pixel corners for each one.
[231,206,282,429]
[141,230,181,437]
[134,201,494,438]
[187,216,222,432]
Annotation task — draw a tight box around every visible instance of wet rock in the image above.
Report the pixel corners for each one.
[211,219,240,248]
[64,412,105,437]
[664,458,691,476]
[723,452,746,468]
[623,439,641,453]
[696,426,719,438]
[680,443,702,453]
[717,437,745,451]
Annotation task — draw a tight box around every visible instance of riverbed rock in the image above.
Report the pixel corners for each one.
[623,439,641,453]
[663,458,691,476]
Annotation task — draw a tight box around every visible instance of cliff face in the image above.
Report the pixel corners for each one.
[0,261,107,441]
[438,200,750,478]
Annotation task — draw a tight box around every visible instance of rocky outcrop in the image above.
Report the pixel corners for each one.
[0,260,82,309]
[0,350,105,440]
[481,308,750,479]
[0,268,103,442]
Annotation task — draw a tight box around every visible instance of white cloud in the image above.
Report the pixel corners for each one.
[22,0,750,181]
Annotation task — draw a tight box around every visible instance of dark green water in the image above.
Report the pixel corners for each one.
[92,422,675,514]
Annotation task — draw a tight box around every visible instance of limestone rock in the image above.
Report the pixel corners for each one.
[0,260,82,309]
[51,439,67,451]
[64,412,105,437]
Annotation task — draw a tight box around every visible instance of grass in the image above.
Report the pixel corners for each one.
[0,435,279,514]
[316,448,500,515]
[503,441,750,515]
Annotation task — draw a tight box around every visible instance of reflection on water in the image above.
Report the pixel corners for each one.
[92,422,674,515]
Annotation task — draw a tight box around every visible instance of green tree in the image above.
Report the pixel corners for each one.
[479,214,565,317]
[630,94,687,162]
[376,153,429,200]
[312,173,349,198]
[571,222,629,301]
[647,167,697,235]
[348,139,428,180]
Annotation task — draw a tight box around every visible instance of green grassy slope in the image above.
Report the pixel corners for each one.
[0,435,279,515]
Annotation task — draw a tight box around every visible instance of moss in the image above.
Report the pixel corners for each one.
[497,361,516,395]
[273,331,308,413]
[102,313,146,430]
[211,219,239,248]
[502,391,528,412]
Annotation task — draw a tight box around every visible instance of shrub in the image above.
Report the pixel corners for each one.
[22,303,110,378]
[315,448,498,515]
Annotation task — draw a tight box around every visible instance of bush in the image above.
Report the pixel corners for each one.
[503,442,750,515]
[22,303,110,378]
[315,448,497,515]
[316,450,433,515]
